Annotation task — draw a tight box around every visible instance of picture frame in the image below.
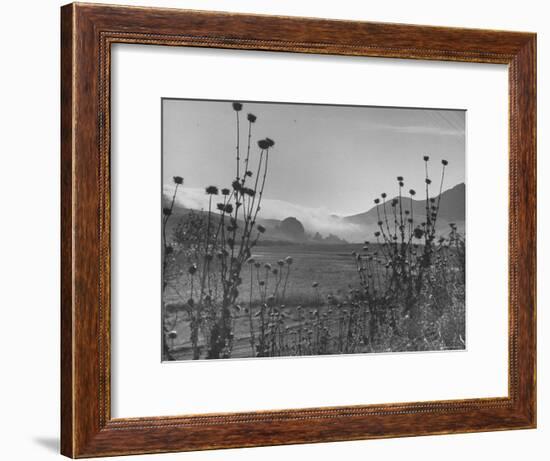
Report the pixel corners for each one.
[60,2,536,458]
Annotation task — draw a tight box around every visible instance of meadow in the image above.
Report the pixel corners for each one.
[161,100,466,361]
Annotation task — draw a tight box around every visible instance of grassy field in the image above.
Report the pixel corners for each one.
[165,242,367,307]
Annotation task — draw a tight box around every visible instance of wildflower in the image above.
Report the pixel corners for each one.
[413,227,424,239]
[232,179,242,192]
[374,231,381,237]
[397,176,404,181]
[217,203,233,214]
[442,159,449,166]
[277,260,285,267]
[258,139,270,149]
[399,181,404,187]
[168,330,177,339]
[245,170,253,177]
[173,176,184,185]
[265,137,275,147]
[425,178,432,185]
[423,155,430,161]
[409,189,416,196]
[162,207,171,216]
[247,113,257,123]
[221,188,230,196]
[381,192,387,199]
[232,102,243,111]
[205,185,219,195]
[188,264,197,275]
[257,224,266,233]
[285,256,293,265]
[374,198,380,204]
[254,262,261,268]
[243,188,256,197]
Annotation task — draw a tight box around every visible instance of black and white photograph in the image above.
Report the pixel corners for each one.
[161,99,466,361]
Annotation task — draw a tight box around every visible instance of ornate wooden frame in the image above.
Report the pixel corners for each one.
[60,2,536,458]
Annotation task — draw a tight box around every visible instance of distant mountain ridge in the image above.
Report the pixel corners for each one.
[163,182,465,244]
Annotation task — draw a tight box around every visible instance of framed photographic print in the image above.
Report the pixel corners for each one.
[60,2,536,458]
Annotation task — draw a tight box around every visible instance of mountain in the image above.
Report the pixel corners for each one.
[345,182,465,237]
[163,182,465,244]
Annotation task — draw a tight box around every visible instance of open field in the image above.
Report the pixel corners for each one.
[164,242,465,359]
[165,242,370,307]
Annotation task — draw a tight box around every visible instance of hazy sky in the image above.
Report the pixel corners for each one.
[162,99,465,217]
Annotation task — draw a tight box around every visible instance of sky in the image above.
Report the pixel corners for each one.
[162,98,465,221]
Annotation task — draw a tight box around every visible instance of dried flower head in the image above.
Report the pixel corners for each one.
[247,113,257,123]
[167,330,177,339]
[285,256,293,265]
[258,139,270,149]
[409,189,416,196]
[423,155,430,161]
[413,227,424,239]
[374,198,380,204]
[425,178,432,185]
[381,192,387,199]
[442,159,449,166]
[232,102,243,111]
[173,176,184,185]
[257,224,266,233]
[397,176,404,181]
[162,207,171,216]
[188,264,197,275]
[205,185,219,195]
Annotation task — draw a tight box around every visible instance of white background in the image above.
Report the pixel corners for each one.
[112,46,508,417]
[0,0,546,460]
